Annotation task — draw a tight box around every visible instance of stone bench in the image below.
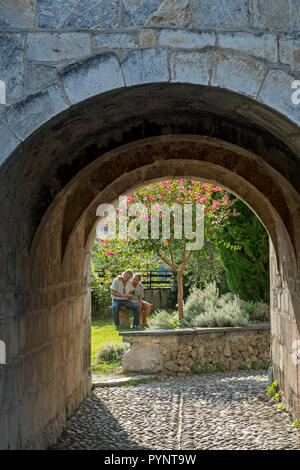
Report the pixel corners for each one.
[108,306,132,327]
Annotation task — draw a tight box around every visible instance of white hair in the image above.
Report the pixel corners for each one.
[122,269,133,277]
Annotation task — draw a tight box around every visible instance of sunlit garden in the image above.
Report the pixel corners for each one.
[91,179,270,376]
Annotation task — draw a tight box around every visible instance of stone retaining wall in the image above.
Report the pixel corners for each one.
[120,325,270,375]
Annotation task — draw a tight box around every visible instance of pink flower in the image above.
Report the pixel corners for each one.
[99,238,109,245]
[206,256,210,259]
[105,251,114,256]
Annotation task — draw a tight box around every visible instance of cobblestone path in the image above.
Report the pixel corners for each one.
[53,371,300,450]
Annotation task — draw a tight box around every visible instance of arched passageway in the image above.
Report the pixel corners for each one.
[0,83,300,449]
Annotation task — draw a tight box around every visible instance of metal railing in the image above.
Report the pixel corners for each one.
[95,269,173,289]
[141,270,172,289]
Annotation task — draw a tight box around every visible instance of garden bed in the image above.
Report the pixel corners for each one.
[120,324,270,375]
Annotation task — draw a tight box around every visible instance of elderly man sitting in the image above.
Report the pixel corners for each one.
[110,269,141,330]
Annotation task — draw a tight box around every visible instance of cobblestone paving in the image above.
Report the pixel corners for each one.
[53,371,300,450]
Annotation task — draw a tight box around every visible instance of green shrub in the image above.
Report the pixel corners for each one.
[97,341,129,364]
[244,301,270,323]
[181,282,249,328]
[148,284,269,330]
[147,309,179,330]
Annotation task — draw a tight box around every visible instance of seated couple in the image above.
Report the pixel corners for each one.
[110,270,152,330]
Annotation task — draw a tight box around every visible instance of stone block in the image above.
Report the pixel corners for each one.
[94,33,137,49]
[122,0,192,28]
[61,53,124,105]
[158,29,215,49]
[0,123,19,165]
[252,0,300,32]
[119,308,131,327]
[223,343,231,357]
[212,52,267,98]
[192,0,249,28]
[258,69,300,127]
[170,50,215,85]
[218,32,278,63]
[122,48,169,86]
[25,64,57,95]
[122,344,160,372]
[37,0,119,29]
[279,37,300,71]
[0,33,24,105]
[0,0,35,29]
[165,360,181,372]
[6,85,68,141]
[139,29,157,47]
[27,33,91,63]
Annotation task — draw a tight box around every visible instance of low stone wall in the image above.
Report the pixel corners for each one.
[120,325,270,375]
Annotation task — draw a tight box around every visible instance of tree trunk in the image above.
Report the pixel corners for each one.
[177,270,184,318]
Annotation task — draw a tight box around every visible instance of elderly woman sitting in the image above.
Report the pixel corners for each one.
[127,273,152,327]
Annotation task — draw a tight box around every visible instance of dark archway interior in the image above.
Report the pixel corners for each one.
[1,83,299,449]
[1,83,299,250]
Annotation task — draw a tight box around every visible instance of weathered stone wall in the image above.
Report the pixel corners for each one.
[270,242,300,419]
[144,288,171,312]
[120,325,270,375]
[2,1,300,162]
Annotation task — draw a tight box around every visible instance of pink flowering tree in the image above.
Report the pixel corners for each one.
[95,179,241,318]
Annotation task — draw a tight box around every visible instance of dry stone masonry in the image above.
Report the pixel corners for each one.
[120,325,270,374]
[0,0,300,450]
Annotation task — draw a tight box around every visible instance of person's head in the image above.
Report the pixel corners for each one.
[122,269,133,282]
[132,273,142,286]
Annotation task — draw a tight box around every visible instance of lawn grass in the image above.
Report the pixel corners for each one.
[91,318,133,376]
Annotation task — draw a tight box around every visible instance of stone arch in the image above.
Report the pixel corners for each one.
[1,11,300,447]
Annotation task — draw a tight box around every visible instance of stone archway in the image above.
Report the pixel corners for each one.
[1,85,300,448]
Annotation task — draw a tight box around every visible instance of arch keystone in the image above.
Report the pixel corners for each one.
[121,48,169,86]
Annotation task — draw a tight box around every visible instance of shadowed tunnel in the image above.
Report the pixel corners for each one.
[0,83,300,448]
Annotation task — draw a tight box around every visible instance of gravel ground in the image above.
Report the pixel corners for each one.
[52,370,300,450]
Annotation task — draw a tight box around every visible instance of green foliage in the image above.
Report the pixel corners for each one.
[181,282,249,328]
[293,419,299,427]
[97,341,129,364]
[166,242,229,309]
[148,283,269,329]
[92,180,270,319]
[216,199,269,303]
[267,380,280,402]
[215,362,228,372]
[147,309,179,330]
[277,402,286,411]
[243,301,270,323]
[91,241,161,316]
[94,180,242,318]
[250,361,269,370]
